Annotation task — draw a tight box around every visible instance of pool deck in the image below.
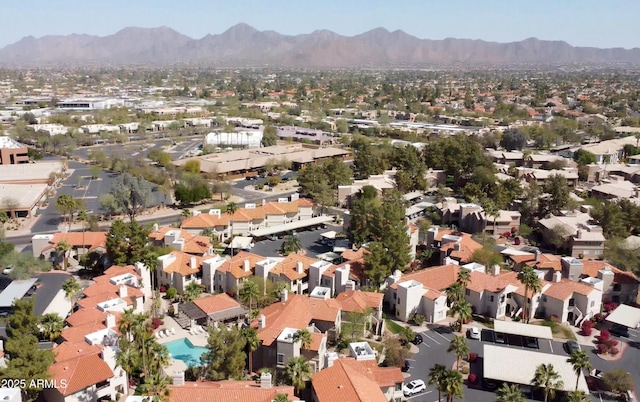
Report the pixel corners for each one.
[155,316,210,376]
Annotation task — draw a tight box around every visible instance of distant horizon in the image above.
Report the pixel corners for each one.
[1,0,639,49]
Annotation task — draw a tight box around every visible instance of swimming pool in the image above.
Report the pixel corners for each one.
[165,338,208,367]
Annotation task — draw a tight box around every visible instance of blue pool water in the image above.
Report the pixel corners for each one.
[165,338,208,367]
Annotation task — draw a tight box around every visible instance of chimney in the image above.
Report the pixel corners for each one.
[576,230,582,239]
[243,259,250,272]
[258,314,266,329]
[105,314,116,329]
[152,223,159,232]
[553,271,562,283]
[296,261,304,274]
[492,264,500,276]
[262,199,266,206]
[281,288,288,302]
[190,256,197,270]
[172,371,185,386]
[260,372,272,389]
[535,250,541,262]
[453,242,461,251]
[345,280,356,291]
[118,286,127,298]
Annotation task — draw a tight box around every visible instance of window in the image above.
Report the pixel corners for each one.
[395,383,402,391]
[590,301,595,307]
[393,292,397,300]
[397,298,401,305]
[465,289,470,296]
[543,296,547,302]
[569,298,575,307]
[277,354,284,364]
[490,295,494,302]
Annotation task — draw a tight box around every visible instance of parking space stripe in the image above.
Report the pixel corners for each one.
[549,340,553,353]
[431,329,452,342]
[422,333,441,345]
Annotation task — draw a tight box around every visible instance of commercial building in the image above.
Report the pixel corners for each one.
[203,129,264,149]
[0,161,65,218]
[0,136,28,165]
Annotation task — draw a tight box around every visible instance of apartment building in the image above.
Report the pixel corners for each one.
[148,226,212,256]
[538,210,605,258]
[156,251,205,294]
[426,227,483,265]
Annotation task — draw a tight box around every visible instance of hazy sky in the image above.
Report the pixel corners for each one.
[2,0,638,49]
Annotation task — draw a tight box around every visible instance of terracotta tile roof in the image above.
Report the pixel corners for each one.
[193,293,242,315]
[324,259,366,282]
[101,265,140,279]
[61,322,107,343]
[341,247,369,261]
[335,290,383,313]
[77,292,136,310]
[270,254,318,281]
[53,341,102,362]
[65,307,121,327]
[309,332,326,352]
[149,227,212,255]
[251,294,339,346]
[435,230,482,263]
[219,251,265,279]
[579,260,639,284]
[83,281,143,299]
[159,251,204,277]
[422,288,444,300]
[544,279,596,301]
[49,354,114,396]
[312,358,400,402]
[509,253,563,271]
[48,232,107,252]
[466,271,519,294]
[180,199,314,229]
[168,381,298,402]
[390,265,460,291]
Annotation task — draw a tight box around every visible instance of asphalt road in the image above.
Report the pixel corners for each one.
[404,324,639,402]
[250,225,341,258]
[71,134,204,162]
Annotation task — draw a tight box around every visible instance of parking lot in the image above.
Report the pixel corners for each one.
[249,225,342,258]
[403,323,637,402]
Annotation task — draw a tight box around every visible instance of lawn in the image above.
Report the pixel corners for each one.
[385,319,404,335]
[532,320,576,340]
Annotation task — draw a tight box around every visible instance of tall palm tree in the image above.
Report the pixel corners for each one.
[400,326,416,344]
[55,240,72,271]
[226,202,239,216]
[116,344,139,382]
[77,209,88,260]
[447,335,470,370]
[239,280,260,310]
[281,234,302,255]
[446,282,464,306]
[62,278,81,308]
[565,390,590,402]
[451,300,472,328]
[517,266,542,323]
[118,308,138,342]
[140,371,171,402]
[243,327,260,374]
[496,383,525,402]
[531,363,564,402]
[441,369,463,402]
[456,269,471,293]
[428,364,447,402]
[567,350,591,391]
[285,356,312,396]
[183,282,204,302]
[40,313,64,342]
[293,329,313,350]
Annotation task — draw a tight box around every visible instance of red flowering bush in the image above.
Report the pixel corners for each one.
[597,330,611,343]
[581,320,593,336]
[610,347,619,356]
[468,373,478,384]
[151,318,163,330]
[468,353,478,363]
[159,286,167,293]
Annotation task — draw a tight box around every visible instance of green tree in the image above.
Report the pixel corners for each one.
[183,282,204,302]
[106,220,155,268]
[0,211,8,226]
[226,202,239,215]
[500,129,527,151]
[55,240,72,271]
[531,363,564,402]
[540,174,571,217]
[243,327,260,374]
[183,159,201,173]
[565,391,589,402]
[139,371,171,402]
[99,193,119,216]
[281,234,302,256]
[40,313,64,342]
[363,241,390,289]
[201,325,247,381]
[0,249,51,280]
[566,350,591,391]
[273,393,291,402]
[447,335,469,370]
[293,329,313,350]
[602,369,634,397]
[446,282,464,306]
[451,300,472,329]
[285,356,312,396]
[239,280,260,310]
[442,369,464,402]
[109,173,152,221]
[261,126,278,147]
[572,149,597,165]
[400,325,416,344]
[428,364,447,402]
[62,278,81,307]
[496,383,525,402]
[0,299,55,401]
[517,266,542,323]
[423,135,492,188]
[55,194,77,229]
[457,269,471,293]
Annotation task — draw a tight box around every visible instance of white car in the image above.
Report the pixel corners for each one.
[468,327,481,340]
[403,379,426,396]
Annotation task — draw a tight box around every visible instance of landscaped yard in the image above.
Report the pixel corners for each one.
[531,320,576,340]
[385,319,404,335]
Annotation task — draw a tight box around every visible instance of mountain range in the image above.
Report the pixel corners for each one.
[1,23,639,67]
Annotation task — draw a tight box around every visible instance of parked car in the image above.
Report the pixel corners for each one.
[590,369,604,380]
[401,359,410,372]
[403,380,426,396]
[565,340,581,354]
[610,325,630,338]
[468,327,481,340]
[495,332,506,344]
[482,379,499,391]
[2,265,14,275]
[411,334,423,345]
[524,336,539,349]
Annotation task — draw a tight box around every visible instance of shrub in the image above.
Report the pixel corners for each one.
[468,373,478,384]
[598,330,611,343]
[468,353,478,363]
[550,315,560,323]
[514,237,521,245]
[461,367,470,375]
[411,314,425,326]
[596,343,608,355]
[610,347,619,356]
[159,286,167,293]
[151,318,163,329]
[581,320,593,336]
[166,287,177,300]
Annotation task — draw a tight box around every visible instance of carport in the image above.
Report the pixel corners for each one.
[605,304,640,329]
[320,231,337,240]
[249,216,333,237]
[493,321,553,340]
[228,236,254,251]
[483,344,589,393]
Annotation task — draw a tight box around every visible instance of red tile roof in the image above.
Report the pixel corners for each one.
[149,227,212,255]
[509,253,563,271]
[335,290,383,313]
[435,230,482,263]
[168,381,297,402]
[47,232,107,252]
[193,293,242,315]
[49,354,114,396]
[390,265,460,291]
[579,260,639,284]
[218,251,265,279]
[270,254,318,281]
[544,279,597,300]
[53,341,102,363]
[159,251,204,277]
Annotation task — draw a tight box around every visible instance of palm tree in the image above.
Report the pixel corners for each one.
[428,364,447,402]
[441,369,463,402]
[496,383,525,402]
[116,343,139,382]
[531,363,564,402]
[183,282,204,302]
[77,209,88,260]
[451,300,472,329]
[55,240,72,271]
[567,350,591,391]
[285,356,312,396]
[447,336,470,370]
[243,327,260,374]
[239,280,260,310]
[446,282,464,306]
[118,308,138,342]
[140,371,171,402]
[456,269,471,292]
[517,265,542,323]
[62,278,81,308]
[281,234,302,255]
[483,200,500,236]
[400,326,416,344]
[40,313,64,342]
[273,394,291,402]
[565,390,590,402]
[293,329,313,350]
[226,202,239,216]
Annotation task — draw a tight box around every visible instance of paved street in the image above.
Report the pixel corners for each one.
[403,323,639,402]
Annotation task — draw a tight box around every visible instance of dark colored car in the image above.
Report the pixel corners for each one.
[495,332,506,344]
[401,359,410,372]
[524,336,539,349]
[411,334,423,345]
[482,379,499,391]
[565,340,581,354]
[610,325,630,338]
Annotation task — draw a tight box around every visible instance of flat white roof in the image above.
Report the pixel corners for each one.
[320,231,337,239]
[605,304,640,329]
[0,278,38,308]
[249,216,333,237]
[0,136,25,149]
[483,344,589,393]
[228,236,253,249]
[493,321,553,340]
[0,183,48,209]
